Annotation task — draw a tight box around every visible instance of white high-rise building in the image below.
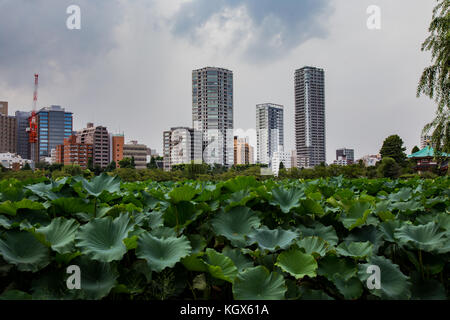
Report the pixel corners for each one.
[192,67,234,167]
[256,103,284,167]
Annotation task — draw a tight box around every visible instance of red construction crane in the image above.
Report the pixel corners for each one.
[28,74,39,161]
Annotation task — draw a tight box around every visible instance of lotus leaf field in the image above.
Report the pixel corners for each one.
[0,174,449,300]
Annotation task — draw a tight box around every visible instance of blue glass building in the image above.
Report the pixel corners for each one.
[36,106,73,160]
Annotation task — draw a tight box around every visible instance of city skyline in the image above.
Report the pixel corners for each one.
[0,0,437,161]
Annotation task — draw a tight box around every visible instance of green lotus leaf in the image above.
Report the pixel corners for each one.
[297,236,329,257]
[0,231,50,272]
[392,200,424,214]
[0,290,32,300]
[394,222,449,253]
[270,187,304,213]
[379,220,403,242]
[332,275,364,300]
[410,273,446,300]
[299,287,334,300]
[49,197,94,216]
[151,226,177,239]
[31,269,78,300]
[168,185,199,203]
[336,242,373,260]
[187,234,207,254]
[0,199,45,216]
[233,266,286,300]
[223,176,259,193]
[222,247,253,272]
[81,173,121,197]
[248,227,298,252]
[341,201,372,230]
[298,223,339,246]
[375,200,395,221]
[358,256,411,300]
[74,256,119,300]
[344,225,384,253]
[275,249,317,279]
[163,202,203,230]
[318,255,357,281]
[416,212,450,231]
[211,206,261,247]
[0,215,12,229]
[301,198,325,216]
[25,182,59,201]
[389,188,412,202]
[204,248,238,283]
[181,253,208,272]
[136,232,191,272]
[35,217,79,254]
[75,214,134,262]
[225,190,255,209]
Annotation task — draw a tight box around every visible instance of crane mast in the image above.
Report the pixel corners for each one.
[28,74,39,162]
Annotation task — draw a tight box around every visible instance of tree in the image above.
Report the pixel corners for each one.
[380,135,407,164]
[378,157,401,179]
[131,156,136,169]
[105,161,116,172]
[119,157,134,169]
[87,158,94,171]
[147,157,158,169]
[279,162,285,170]
[417,0,449,154]
[412,146,420,154]
[21,163,32,171]
[93,165,104,176]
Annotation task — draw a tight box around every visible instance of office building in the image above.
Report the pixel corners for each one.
[111,134,124,165]
[163,127,202,171]
[15,111,31,160]
[35,105,73,161]
[234,136,254,165]
[0,102,16,154]
[295,66,326,168]
[336,148,355,165]
[123,140,147,170]
[256,103,284,166]
[192,67,234,166]
[55,135,93,169]
[77,123,110,168]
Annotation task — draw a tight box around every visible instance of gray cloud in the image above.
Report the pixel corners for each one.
[0,0,124,86]
[171,0,332,61]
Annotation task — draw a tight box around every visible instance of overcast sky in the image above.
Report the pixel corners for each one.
[0,0,438,161]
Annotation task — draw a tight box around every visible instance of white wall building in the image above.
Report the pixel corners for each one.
[0,153,34,170]
[271,147,291,176]
[359,154,381,167]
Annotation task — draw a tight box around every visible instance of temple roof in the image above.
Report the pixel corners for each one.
[408,146,450,158]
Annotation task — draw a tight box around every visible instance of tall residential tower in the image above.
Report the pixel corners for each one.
[256,103,284,166]
[295,66,326,168]
[192,67,233,166]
